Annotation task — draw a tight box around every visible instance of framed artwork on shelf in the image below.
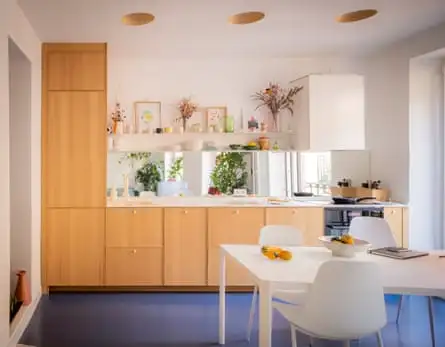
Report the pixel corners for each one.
[206,106,227,129]
[134,101,162,133]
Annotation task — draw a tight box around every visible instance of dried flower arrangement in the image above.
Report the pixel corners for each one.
[252,83,303,131]
[177,97,198,131]
[110,102,126,134]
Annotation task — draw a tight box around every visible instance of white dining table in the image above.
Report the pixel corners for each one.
[218,245,445,347]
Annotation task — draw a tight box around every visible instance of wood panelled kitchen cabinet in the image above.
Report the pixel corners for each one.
[265,207,324,246]
[105,208,163,286]
[45,209,105,286]
[384,207,404,247]
[42,43,107,291]
[164,208,207,285]
[208,208,265,286]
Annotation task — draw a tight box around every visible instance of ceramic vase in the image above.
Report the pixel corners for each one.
[15,270,31,305]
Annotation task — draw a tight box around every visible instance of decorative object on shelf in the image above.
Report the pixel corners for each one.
[224,115,235,133]
[243,141,259,151]
[183,139,204,151]
[190,123,202,132]
[177,97,198,132]
[135,155,164,194]
[107,136,114,150]
[272,141,280,151]
[248,116,259,131]
[260,121,268,132]
[210,152,248,195]
[252,82,303,131]
[164,127,173,133]
[15,270,31,306]
[110,185,118,200]
[206,107,227,129]
[110,102,126,134]
[258,136,270,150]
[155,127,163,134]
[134,101,162,134]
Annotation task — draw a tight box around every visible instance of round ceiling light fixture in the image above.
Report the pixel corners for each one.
[122,12,155,26]
[336,9,378,23]
[228,11,265,25]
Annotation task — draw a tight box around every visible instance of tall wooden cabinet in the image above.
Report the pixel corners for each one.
[42,44,107,290]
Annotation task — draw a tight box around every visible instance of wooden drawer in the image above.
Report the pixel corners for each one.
[105,247,163,286]
[106,208,163,247]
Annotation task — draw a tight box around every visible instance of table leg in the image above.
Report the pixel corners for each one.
[428,296,436,347]
[219,250,226,345]
[259,281,272,347]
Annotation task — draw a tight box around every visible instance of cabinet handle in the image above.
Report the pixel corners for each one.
[234,210,240,215]
[391,210,395,215]
[292,209,297,214]
[133,210,137,214]
[131,249,137,254]
[183,210,188,214]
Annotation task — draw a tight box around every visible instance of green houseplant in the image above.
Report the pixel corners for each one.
[168,157,184,180]
[135,160,163,193]
[210,152,248,195]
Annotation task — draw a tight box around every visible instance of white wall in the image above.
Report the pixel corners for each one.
[107,55,364,128]
[9,38,32,293]
[0,0,41,345]
[365,22,445,203]
[409,57,444,249]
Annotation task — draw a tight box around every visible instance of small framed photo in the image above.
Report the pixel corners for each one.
[206,107,227,127]
[134,101,162,133]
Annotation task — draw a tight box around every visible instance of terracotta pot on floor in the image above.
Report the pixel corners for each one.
[15,270,31,305]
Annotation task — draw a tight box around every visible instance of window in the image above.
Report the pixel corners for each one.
[298,152,331,196]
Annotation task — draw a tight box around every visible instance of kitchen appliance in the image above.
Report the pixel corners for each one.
[324,206,384,237]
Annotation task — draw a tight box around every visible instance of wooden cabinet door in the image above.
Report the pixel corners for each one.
[106,208,163,247]
[208,208,265,286]
[45,208,105,286]
[265,207,324,246]
[45,91,106,207]
[164,208,207,285]
[384,207,403,247]
[105,248,163,286]
[44,44,106,91]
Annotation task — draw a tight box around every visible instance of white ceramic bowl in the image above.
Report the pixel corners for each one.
[318,236,371,258]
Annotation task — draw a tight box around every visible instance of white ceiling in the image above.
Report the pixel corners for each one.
[17,0,445,59]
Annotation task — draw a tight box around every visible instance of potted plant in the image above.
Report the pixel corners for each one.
[167,157,184,181]
[135,159,163,194]
[210,152,248,195]
[252,82,303,131]
[177,97,198,132]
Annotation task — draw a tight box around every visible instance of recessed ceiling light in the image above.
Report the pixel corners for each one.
[122,13,155,26]
[336,9,378,23]
[228,11,265,25]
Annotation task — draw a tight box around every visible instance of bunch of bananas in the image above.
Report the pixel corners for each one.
[261,246,293,261]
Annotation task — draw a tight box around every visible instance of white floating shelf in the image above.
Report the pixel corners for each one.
[109,132,294,152]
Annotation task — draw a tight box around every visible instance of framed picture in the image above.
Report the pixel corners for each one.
[206,107,227,127]
[134,101,162,133]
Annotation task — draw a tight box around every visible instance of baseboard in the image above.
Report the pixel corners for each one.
[8,292,41,347]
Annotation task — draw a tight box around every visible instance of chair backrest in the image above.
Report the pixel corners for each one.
[259,225,303,246]
[349,216,397,248]
[302,260,387,339]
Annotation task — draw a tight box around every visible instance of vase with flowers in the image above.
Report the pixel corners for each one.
[110,102,126,134]
[177,97,198,132]
[252,83,303,132]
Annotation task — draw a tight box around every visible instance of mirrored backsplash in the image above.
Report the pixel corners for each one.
[107,150,372,198]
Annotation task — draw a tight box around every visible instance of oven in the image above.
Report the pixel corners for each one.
[324,206,384,237]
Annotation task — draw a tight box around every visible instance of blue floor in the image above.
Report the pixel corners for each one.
[20,293,444,347]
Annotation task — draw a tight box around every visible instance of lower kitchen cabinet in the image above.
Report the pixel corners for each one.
[384,207,404,247]
[45,208,105,286]
[208,208,265,286]
[265,207,324,246]
[105,247,163,285]
[164,208,207,285]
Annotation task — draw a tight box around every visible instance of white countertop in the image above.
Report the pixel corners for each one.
[106,196,406,208]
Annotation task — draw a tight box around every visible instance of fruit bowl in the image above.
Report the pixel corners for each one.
[318,235,370,258]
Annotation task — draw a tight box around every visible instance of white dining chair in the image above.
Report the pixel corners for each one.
[273,259,387,347]
[349,216,405,324]
[246,225,302,342]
